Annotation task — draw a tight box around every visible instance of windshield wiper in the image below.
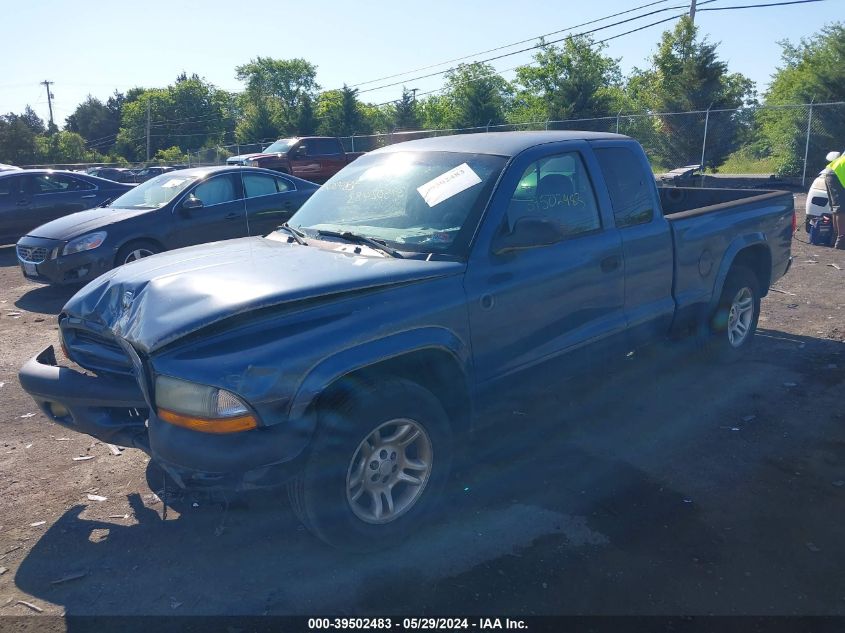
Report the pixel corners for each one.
[315,230,404,259]
[278,222,309,246]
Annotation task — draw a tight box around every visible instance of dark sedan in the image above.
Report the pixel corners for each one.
[16,166,318,285]
[0,170,133,245]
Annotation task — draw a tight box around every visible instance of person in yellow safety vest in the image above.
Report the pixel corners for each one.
[824,152,845,249]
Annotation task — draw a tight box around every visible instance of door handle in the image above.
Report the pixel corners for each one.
[600,255,621,273]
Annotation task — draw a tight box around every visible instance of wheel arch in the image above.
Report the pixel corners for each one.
[708,235,772,315]
[287,329,473,437]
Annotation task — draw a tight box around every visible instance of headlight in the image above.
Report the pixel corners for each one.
[244,158,258,166]
[154,375,257,433]
[63,231,107,256]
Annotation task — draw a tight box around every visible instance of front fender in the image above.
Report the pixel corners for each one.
[286,326,472,424]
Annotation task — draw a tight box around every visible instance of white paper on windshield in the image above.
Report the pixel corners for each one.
[416,163,481,207]
[162,178,189,188]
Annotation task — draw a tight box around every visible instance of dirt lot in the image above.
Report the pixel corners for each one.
[0,194,844,617]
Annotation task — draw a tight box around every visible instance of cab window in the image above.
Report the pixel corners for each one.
[505,152,601,237]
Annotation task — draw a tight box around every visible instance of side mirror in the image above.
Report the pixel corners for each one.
[826,151,841,162]
[492,216,566,255]
[181,195,204,212]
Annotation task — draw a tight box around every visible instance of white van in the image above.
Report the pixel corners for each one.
[805,150,841,231]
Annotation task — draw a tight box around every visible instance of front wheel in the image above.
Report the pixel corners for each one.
[116,240,161,266]
[289,378,453,551]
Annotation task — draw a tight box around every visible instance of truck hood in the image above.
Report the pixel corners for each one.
[28,206,154,241]
[63,237,464,353]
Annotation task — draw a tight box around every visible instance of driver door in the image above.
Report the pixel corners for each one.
[169,173,247,248]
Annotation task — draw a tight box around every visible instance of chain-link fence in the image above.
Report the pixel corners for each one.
[72,101,838,187]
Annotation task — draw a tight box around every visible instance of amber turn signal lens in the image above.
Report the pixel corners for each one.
[157,408,257,434]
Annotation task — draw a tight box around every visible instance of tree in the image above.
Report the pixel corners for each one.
[442,63,511,129]
[35,131,101,164]
[154,145,188,163]
[115,75,234,161]
[65,92,123,153]
[513,36,622,124]
[759,23,845,176]
[235,95,282,143]
[235,57,319,135]
[296,93,317,135]
[317,85,369,136]
[394,88,420,130]
[0,107,45,164]
[629,17,755,169]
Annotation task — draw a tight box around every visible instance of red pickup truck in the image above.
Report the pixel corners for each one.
[226,137,364,183]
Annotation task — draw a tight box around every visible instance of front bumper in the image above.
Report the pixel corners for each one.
[18,346,305,492]
[16,236,114,285]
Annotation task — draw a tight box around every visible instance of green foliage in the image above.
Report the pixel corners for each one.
[394,88,420,130]
[296,94,318,136]
[317,85,370,136]
[0,106,44,164]
[512,36,622,122]
[443,63,511,129]
[235,57,319,136]
[154,145,187,163]
[629,17,755,169]
[759,23,845,176]
[65,92,123,153]
[235,95,282,143]
[115,75,234,161]
[35,131,102,164]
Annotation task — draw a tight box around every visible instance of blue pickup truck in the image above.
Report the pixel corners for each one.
[18,132,794,549]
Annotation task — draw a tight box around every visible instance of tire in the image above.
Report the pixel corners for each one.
[289,378,453,551]
[707,265,761,358]
[116,240,161,267]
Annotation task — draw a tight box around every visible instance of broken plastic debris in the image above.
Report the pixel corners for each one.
[55,437,70,441]
[72,456,95,461]
[108,514,130,520]
[192,502,199,508]
[19,413,36,418]
[50,571,87,585]
[25,444,32,449]
[0,567,7,576]
[730,427,741,431]
[106,444,122,456]
[16,600,43,613]
[86,494,107,502]
[30,521,46,527]
[827,263,842,270]
[786,304,799,309]
[0,382,5,388]
[683,498,693,504]
[806,542,821,553]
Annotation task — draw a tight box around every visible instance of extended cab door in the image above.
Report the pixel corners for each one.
[592,142,674,348]
[241,171,309,235]
[169,173,248,248]
[463,142,626,392]
[288,140,323,182]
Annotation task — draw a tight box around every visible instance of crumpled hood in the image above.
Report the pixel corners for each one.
[62,237,463,353]
[28,206,155,241]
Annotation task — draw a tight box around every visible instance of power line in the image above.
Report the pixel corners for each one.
[347,0,677,89]
[355,1,721,96]
[699,0,823,9]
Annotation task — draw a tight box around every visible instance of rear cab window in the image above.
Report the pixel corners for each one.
[594,146,655,228]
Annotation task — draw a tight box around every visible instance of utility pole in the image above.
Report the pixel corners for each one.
[689,0,696,24]
[410,87,418,104]
[145,99,151,162]
[40,80,55,131]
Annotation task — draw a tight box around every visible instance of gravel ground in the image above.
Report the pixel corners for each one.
[0,193,843,617]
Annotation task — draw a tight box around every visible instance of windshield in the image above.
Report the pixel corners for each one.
[262,138,297,154]
[110,172,199,209]
[289,151,507,256]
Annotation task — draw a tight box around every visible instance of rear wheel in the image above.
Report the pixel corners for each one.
[707,265,761,357]
[289,378,452,551]
[116,240,161,266]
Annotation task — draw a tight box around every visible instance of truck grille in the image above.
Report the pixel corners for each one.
[17,245,49,264]
[64,327,134,376]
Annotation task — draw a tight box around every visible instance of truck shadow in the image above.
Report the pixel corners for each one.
[15,283,81,315]
[0,244,17,266]
[11,329,845,615]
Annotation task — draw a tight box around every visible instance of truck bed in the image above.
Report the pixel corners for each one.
[659,186,795,332]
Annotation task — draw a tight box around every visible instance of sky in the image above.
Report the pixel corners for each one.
[0,0,840,127]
